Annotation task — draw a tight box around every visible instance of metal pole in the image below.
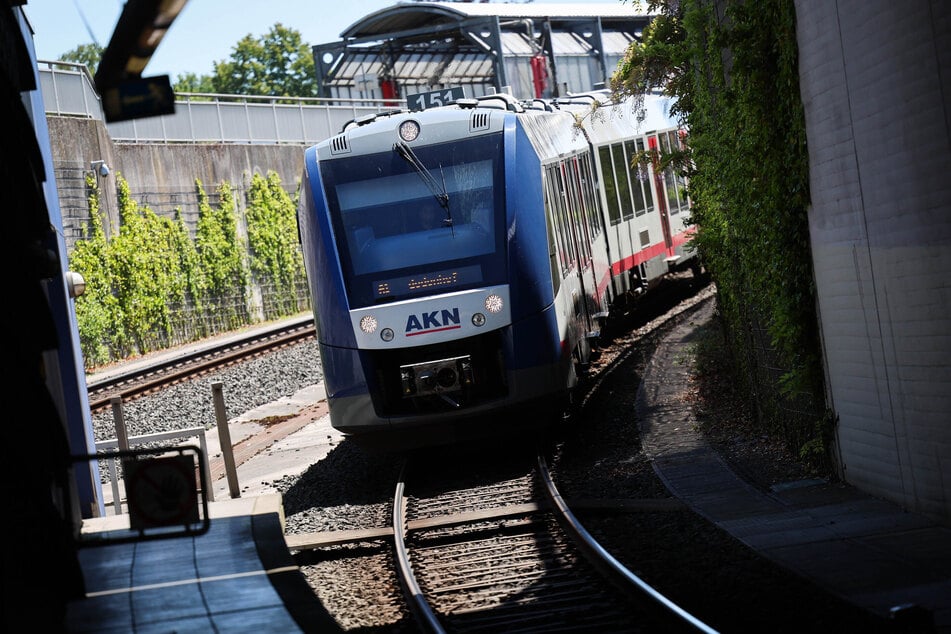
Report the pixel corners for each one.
[197,431,215,503]
[109,396,129,515]
[110,396,129,451]
[211,381,240,498]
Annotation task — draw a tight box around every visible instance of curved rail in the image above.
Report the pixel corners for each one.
[388,449,719,632]
[392,464,446,634]
[536,452,720,634]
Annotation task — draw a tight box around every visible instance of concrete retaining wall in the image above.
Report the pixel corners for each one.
[47,115,307,250]
[795,0,951,520]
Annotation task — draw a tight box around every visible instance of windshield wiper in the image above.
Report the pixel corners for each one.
[394,141,453,233]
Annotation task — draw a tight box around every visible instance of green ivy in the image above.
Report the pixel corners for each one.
[108,176,186,355]
[70,174,117,366]
[194,179,251,329]
[245,172,307,318]
[68,171,306,369]
[612,0,830,468]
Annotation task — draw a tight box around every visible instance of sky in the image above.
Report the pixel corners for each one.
[24,0,625,80]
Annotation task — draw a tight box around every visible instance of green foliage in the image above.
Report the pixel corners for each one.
[245,172,306,317]
[799,410,837,467]
[195,179,251,329]
[69,175,116,365]
[195,179,249,298]
[172,72,216,95]
[612,1,826,460]
[107,177,189,355]
[210,23,317,97]
[56,42,103,74]
[69,171,304,369]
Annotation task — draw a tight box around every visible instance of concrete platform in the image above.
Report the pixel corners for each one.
[69,365,345,633]
[67,493,340,633]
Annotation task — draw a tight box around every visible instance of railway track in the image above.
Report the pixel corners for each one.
[85,316,315,412]
[288,446,718,633]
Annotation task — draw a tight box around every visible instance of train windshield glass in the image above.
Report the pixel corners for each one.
[321,134,506,307]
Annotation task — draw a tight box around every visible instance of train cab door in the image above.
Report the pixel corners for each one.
[648,134,675,256]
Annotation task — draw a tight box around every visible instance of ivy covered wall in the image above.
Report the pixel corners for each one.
[69,170,309,369]
[613,0,830,468]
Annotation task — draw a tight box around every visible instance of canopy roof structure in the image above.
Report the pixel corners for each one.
[313,2,650,101]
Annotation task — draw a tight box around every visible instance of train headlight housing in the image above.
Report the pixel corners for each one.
[484,294,503,313]
[359,315,378,334]
[381,328,395,342]
[399,120,420,142]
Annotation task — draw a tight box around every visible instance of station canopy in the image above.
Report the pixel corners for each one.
[312,2,651,101]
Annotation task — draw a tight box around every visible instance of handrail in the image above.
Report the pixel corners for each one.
[96,426,214,514]
[38,60,406,144]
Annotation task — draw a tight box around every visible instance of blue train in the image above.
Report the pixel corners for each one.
[297,89,696,442]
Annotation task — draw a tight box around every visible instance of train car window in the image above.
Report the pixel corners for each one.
[545,164,568,274]
[598,145,622,226]
[625,140,648,217]
[611,143,635,220]
[569,158,592,265]
[559,161,579,268]
[658,132,681,215]
[668,130,689,212]
[542,170,561,295]
[636,138,655,214]
[579,154,603,240]
[555,163,575,274]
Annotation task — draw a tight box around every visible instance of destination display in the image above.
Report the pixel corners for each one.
[373,264,482,300]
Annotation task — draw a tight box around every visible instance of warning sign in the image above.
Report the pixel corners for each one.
[124,455,200,529]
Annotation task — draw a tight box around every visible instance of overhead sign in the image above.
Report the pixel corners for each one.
[101,75,175,123]
[407,87,466,111]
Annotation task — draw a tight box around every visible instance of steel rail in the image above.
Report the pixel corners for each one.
[392,463,446,634]
[536,451,720,634]
[86,316,315,411]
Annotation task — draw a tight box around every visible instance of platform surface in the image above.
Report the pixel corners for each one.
[67,495,340,633]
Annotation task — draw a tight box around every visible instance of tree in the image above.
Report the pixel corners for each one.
[57,42,103,74]
[210,23,317,97]
[172,71,216,95]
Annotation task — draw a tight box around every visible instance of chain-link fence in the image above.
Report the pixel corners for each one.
[85,279,312,369]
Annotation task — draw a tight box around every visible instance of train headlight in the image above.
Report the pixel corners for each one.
[359,315,378,334]
[381,328,395,342]
[472,313,486,327]
[484,294,503,313]
[399,120,420,142]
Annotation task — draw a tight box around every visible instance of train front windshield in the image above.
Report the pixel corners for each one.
[321,134,506,308]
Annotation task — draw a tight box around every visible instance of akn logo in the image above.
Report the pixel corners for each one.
[405,308,461,336]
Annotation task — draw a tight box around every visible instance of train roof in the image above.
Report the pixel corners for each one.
[549,91,683,142]
[317,89,681,162]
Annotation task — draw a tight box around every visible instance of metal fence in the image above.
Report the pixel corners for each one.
[38,60,404,145]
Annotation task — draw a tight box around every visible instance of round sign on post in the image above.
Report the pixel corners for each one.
[124,454,200,529]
